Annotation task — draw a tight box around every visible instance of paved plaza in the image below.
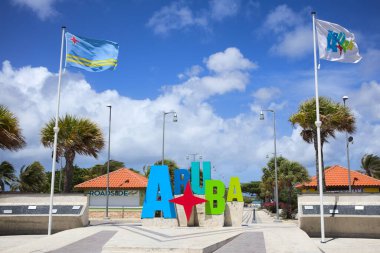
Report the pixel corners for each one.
[1,209,379,253]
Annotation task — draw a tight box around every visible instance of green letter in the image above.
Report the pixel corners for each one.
[205,180,225,215]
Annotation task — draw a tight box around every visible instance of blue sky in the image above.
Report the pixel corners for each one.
[1,0,380,184]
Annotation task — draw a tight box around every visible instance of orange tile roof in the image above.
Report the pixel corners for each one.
[74,168,147,189]
[297,165,380,188]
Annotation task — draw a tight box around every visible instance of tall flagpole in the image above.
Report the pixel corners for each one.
[311,12,325,243]
[48,26,66,235]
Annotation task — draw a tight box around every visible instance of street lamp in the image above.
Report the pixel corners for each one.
[260,109,280,222]
[186,153,202,161]
[342,96,353,193]
[162,111,178,165]
[105,105,112,219]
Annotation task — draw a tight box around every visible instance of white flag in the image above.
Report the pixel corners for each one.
[316,19,362,63]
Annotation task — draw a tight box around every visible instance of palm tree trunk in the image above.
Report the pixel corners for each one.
[63,151,75,193]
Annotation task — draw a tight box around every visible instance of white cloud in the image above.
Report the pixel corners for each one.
[147,0,246,36]
[206,47,257,73]
[210,0,240,21]
[146,1,208,35]
[263,4,301,34]
[262,4,312,59]
[270,25,313,59]
[252,87,280,101]
[11,0,58,20]
[178,65,203,80]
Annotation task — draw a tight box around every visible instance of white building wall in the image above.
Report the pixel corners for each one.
[87,190,141,208]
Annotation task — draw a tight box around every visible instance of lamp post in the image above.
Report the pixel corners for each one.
[186,153,202,161]
[162,111,177,165]
[105,105,112,219]
[260,109,280,222]
[342,96,353,193]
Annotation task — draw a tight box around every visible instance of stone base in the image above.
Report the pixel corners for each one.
[194,195,206,227]
[141,218,178,228]
[224,202,244,227]
[174,195,195,227]
[203,214,225,227]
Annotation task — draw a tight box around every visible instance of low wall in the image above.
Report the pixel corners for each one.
[0,193,89,235]
[298,193,380,238]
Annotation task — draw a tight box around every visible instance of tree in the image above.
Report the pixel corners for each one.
[278,160,309,218]
[0,105,26,151]
[90,160,125,177]
[289,97,355,191]
[260,156,287,202]
[144,159,179,185]
[13,162,47,192]
[361,154,380,179]
[241,181,261,197]
[41,114,104,192]
[0,161,17,191]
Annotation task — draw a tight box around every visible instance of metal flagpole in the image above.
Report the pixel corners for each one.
[311,12,325,243]
[105,105,112,219]
[48,26,66,235]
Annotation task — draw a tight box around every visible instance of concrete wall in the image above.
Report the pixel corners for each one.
[298,193,380,238]
[0,194,89,235]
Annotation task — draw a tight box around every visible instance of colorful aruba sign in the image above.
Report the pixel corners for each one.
[141,161,243,221]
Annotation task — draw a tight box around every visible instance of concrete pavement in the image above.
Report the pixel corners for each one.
[1,209,379,253]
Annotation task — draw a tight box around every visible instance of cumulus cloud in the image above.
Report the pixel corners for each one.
[262,4,312,59]
[252,87,280,101]
[147,1,208,35]
[209,0,240,21]
[11,0,59,20]
[147,0,245,35]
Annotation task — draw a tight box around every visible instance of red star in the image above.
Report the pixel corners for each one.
[337,43,343,55]
[71,36,78,44]
[169,182,207,221]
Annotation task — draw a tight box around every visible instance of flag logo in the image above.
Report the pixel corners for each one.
[65,32,119,72]
[316,19,361,63]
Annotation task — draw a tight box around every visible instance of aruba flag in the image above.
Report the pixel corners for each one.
[65,32,119,72]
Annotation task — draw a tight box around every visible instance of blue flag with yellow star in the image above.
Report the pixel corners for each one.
[65,32,119,72]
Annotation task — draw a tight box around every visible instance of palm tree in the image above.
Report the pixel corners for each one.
[361,154,380,179]
[41,114,104,192]
[0,105,26,151]
[289,97,356,191]
[12,162,47,192]
[0,161,17,191]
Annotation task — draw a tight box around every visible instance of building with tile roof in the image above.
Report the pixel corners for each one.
[296,165,380,193]
[74,168,147,208]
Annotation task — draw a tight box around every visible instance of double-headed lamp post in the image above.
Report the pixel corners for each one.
[162,111,178,165]
[343,96,353,192]
[260,109,280,222]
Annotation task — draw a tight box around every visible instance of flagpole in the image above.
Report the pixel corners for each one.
[48,26,66,235]
[311,12,325,243]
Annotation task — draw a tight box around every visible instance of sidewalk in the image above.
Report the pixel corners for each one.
[0,209,379,253]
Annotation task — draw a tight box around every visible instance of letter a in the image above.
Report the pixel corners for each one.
[226,177,243,202]
[141,165,176,218]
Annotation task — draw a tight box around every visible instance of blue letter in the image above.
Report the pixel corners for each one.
[141,165,176,218]
[191,161,211,195]
[174,169,190,195]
